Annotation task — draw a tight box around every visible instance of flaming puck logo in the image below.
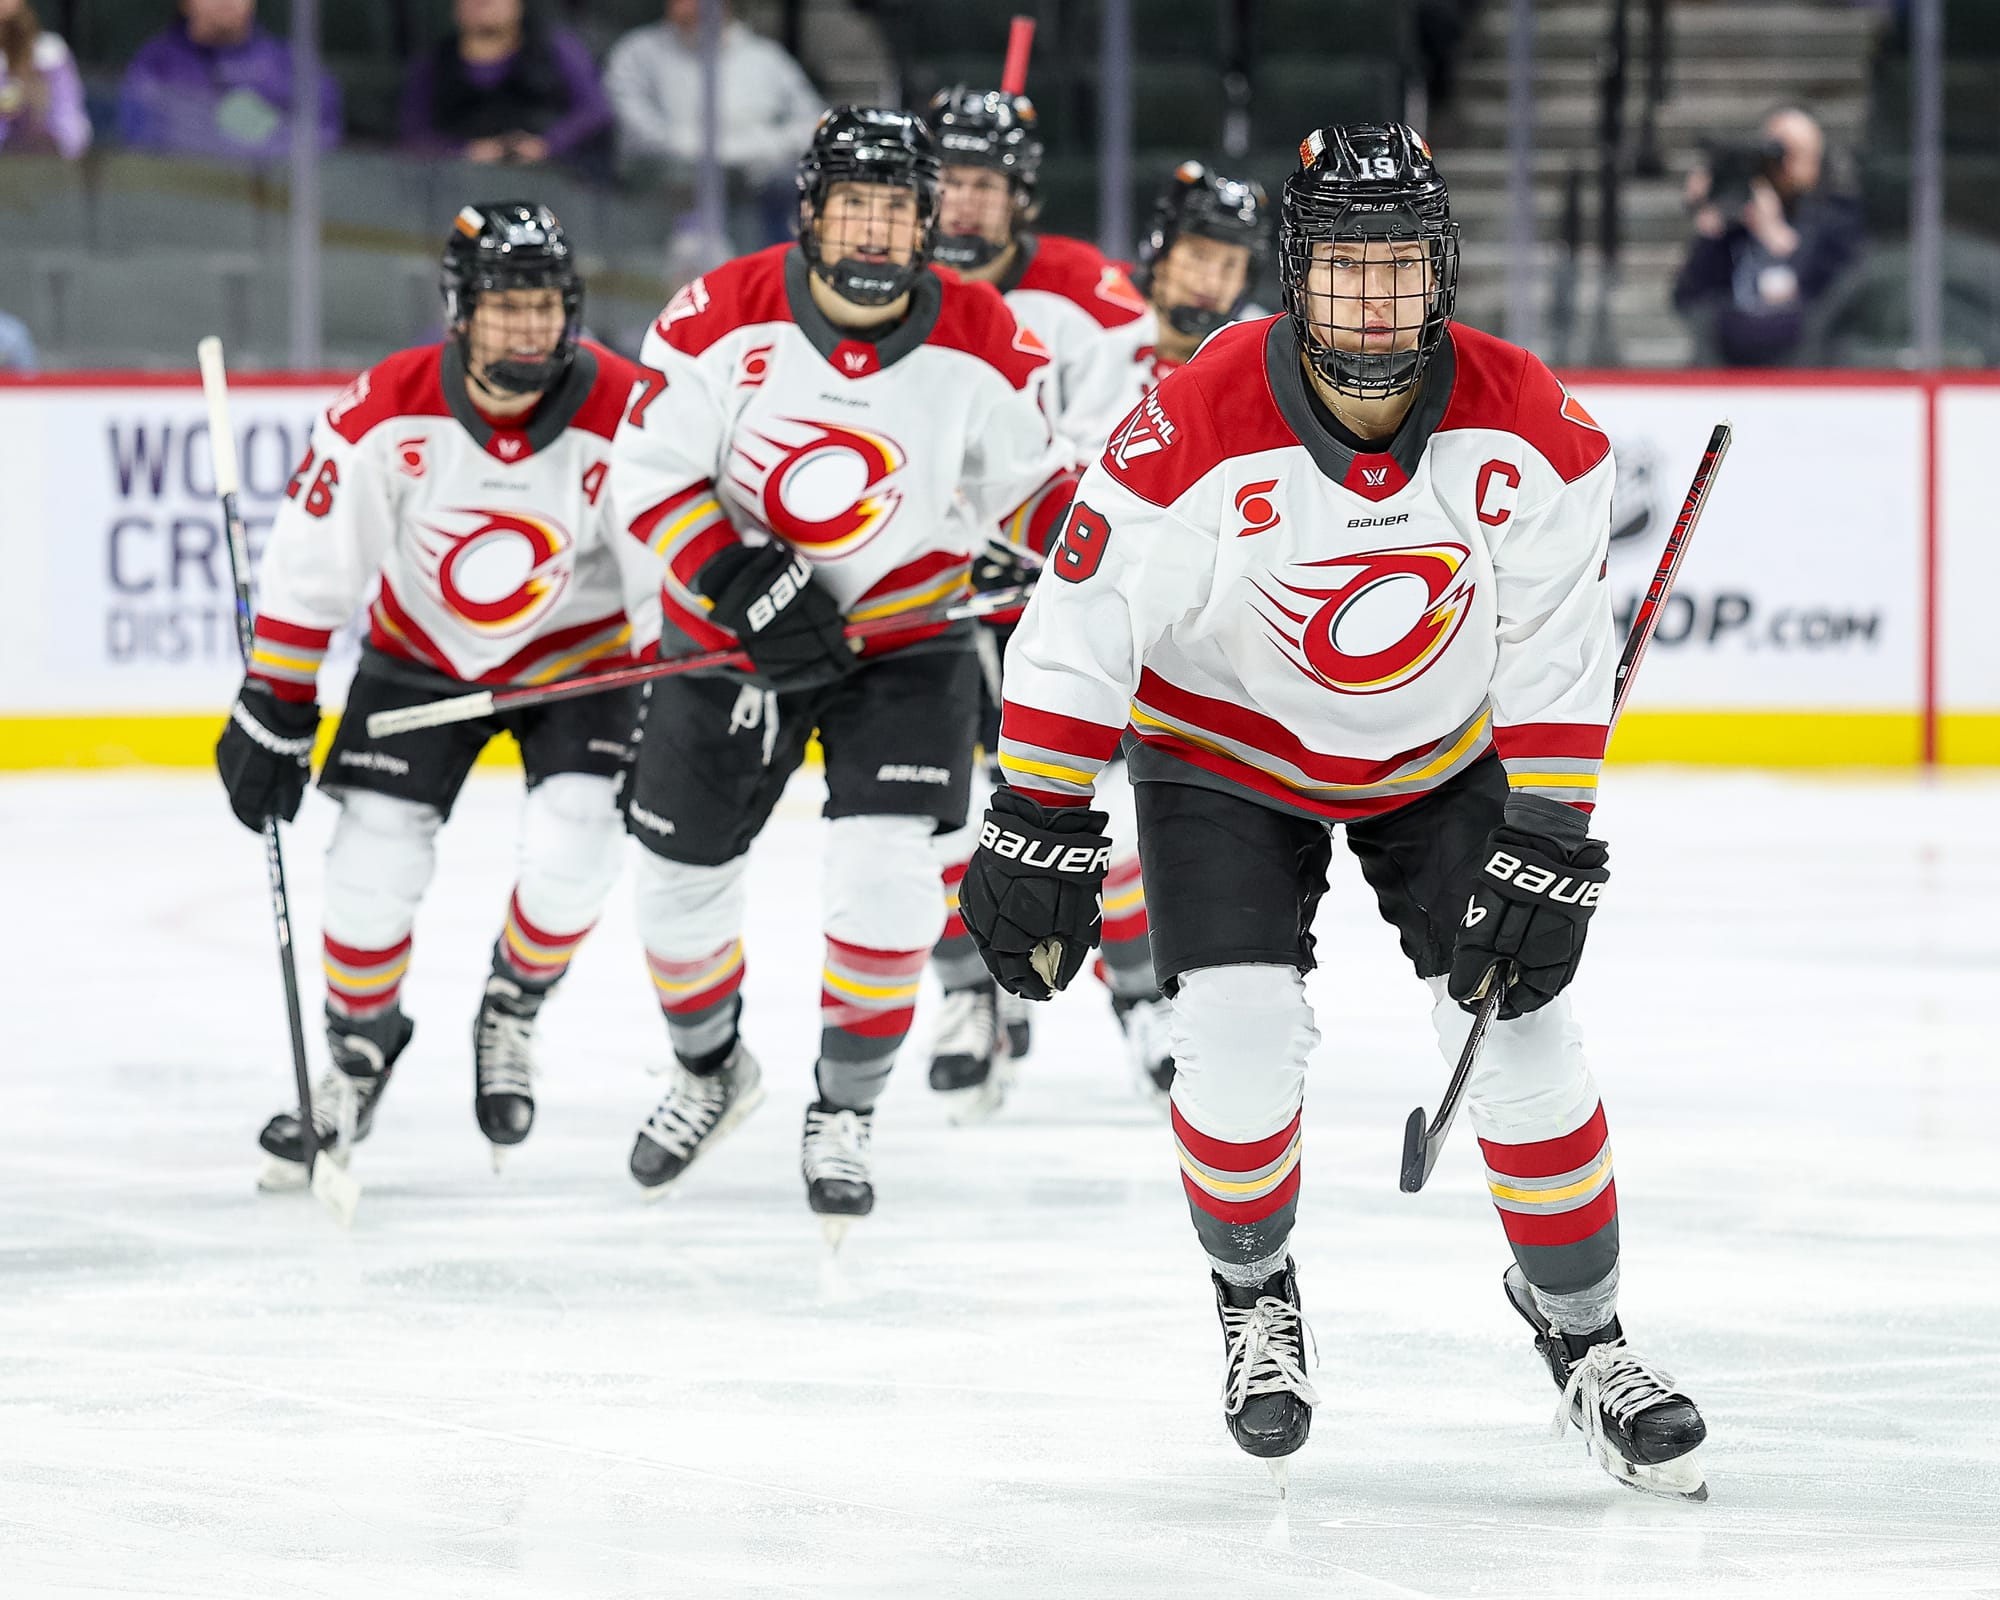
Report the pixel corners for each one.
[727,418,906,558]
[415,508,573,634]
[1254,542,1476,695]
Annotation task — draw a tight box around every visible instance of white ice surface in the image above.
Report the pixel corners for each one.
[3,767,1999,1599]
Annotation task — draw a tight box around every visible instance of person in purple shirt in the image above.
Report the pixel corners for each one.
[0,0,92,157]
[117,0,340,161]
[400,0,611,166]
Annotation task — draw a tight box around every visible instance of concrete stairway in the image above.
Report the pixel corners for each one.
[1433,0,1882,366]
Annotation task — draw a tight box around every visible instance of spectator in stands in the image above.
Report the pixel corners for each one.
[118,0,340,160]
[0,307,36,371]
[1672,105,1863,366]
[605,0,823,247]
[400,0,611,166]
[0,0,91,158]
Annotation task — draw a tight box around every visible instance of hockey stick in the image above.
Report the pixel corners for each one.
[363,581,1036,738]
[198,337,360,1227]
[1398,420,1734,1194]
[1001,15,1036,95]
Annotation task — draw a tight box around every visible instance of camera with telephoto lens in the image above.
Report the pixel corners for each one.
[1699,136,1785,214]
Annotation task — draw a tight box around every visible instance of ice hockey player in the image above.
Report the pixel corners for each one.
[609,107,1074,1240]
[958,125,1709,1499]
[217,202,660,1180]
[1124,160,1270,421]
[922,83,1161,1115]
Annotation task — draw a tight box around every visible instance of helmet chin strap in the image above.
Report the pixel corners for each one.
[933,232,1006,271]
[1164,303,1232,339]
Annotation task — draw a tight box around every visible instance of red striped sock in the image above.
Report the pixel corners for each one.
[1480,1102,1620,1297]
[494,889,592,990]
[1172,1101,1303,1268]
[821,938,926,1052]
[323,932,411,1019]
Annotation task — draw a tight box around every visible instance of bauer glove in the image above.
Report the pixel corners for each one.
[215,680,319,833]
[960,788,1112,1001]
[697,543,856,693]
[1448,797,1610,1020]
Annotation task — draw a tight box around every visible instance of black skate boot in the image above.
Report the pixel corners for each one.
[629,1035,765,1198]
[800,1099,874,1249]
[928,981,1011,1123]
[1111,990,1175,1104]
[1503,1263,1709,1501]
[997,985,1032,1059]
[1214,1258,1318,1491]
[257,1009,414,1189]
[473,975,542,1167]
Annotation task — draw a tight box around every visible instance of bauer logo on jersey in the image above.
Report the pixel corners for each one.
[413,507,574,634]
[1253,542,1476,695]
[1107,392,1176,470]
[732,418,907,558]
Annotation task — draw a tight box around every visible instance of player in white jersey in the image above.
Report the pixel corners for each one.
[608,108,1075,1239]
[920,84,1170,1114]
[958,126,1709,1498]
[216,202,662,1180]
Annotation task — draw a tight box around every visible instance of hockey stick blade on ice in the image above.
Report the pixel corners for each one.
[199,336,359,1227]
[1399,421,1734,1194]
[363,582,1035,738]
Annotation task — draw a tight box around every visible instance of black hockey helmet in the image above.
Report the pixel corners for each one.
[924,85,1043,271]
[439,200,583,396]
[1133,160,1271,339]
[1279,124,1460,397]
[796,105,943,306]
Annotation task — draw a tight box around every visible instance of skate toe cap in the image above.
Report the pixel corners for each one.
[928,1054,992,1093]
[478,1098,534,1145]
[629,1133,690,1188]
[808,1180,875,1216]
[1630,1400,1707,1464]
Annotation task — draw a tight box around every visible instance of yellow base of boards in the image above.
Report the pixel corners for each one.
[4,710,1999,771]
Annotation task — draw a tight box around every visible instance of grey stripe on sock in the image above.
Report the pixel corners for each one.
[668,1000,738,1066]
[1532,1261,1621,1334]
[932,948,991,992]
[815,1051,895,1113]
[1189,1195,1298,1275]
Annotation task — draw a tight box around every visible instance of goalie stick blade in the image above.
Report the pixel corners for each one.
[1399,1105,1434,1192]
[310,1156,361,1227]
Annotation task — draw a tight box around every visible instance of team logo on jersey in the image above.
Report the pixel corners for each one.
[1107,392,1176,470]
[653,276,710,342]
[1096,264,1148,317]
[1253,542,1476,695]
[739,343,774,388]
[1234,479,1281,537]
[415,507,573,634]
[730,418,906,558]
[395,436,428,479]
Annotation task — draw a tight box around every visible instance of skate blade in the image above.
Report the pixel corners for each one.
[1597,1442,1709,1502]
[633,1082,768,1202]
[310,1157,361,1227]
[490,1145,507,1175]
[257,1146,352,1194]
[818,1215,855,1252]
[1265,1458,1290,1499]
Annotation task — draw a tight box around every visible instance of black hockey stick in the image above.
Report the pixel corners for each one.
[1399,420,1734,1194]
[363,579,1036,738]
[199,338,359,1226]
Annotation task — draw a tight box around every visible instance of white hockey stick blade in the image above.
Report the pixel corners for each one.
[310,1156,361,1227]
[366,688,497,738]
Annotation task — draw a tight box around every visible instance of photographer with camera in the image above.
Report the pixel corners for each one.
[1671,105,1862,366]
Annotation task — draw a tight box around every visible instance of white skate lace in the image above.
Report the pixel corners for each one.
[802,1107,872,1184]
[641,1065,730,1157]
[308,1066,362,1149]
[1556,1340,1686,1454]
[933,986,997,1061]
[475,1009,536,1099]
[1219,1296,1320,1416]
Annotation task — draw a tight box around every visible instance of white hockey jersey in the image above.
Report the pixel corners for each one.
[998,317,1618,824]
[613,244,1076,656]
[995,232,1160,463]
[248,341,664,701]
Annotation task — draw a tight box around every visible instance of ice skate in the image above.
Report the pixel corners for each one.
[1214,1259,1318,1491]
[473,975,541,1169]
[257,1011,413,1190]
[1503,1264,1709,1501]
[800,1100,874,1249]
[629,1040,764,1197]
[927,981,1013,1123]
[1112,990,1175,1105]
[997,984,1033,1059]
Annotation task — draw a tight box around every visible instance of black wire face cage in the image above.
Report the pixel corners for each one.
[1135,167,1269,338]
[1278,194,1460,398]
[449,263,584,397]
[798,157,943,307]
[928,89,1042,271]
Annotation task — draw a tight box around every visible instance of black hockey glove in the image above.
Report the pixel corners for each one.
[959,788,1112,1001]
[1448,797,1610,1020]
[215,681,319,833]
[697,543,856,693]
